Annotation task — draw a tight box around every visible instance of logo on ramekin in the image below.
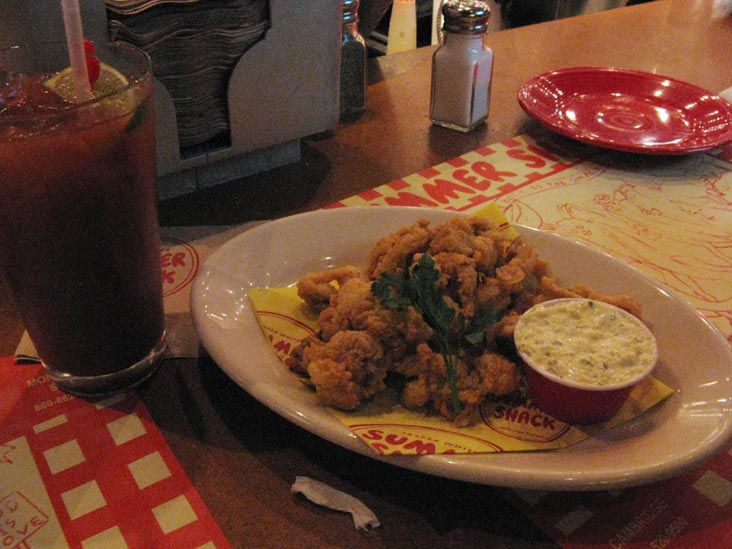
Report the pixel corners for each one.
[349,423,504,455]
[480,399,571,443]
[160,238,200,297]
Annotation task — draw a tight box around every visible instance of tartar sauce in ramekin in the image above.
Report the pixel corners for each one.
[514,299,657,387]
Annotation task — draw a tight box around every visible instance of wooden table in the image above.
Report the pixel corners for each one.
[2,1,731,546]
[152,0,732,226]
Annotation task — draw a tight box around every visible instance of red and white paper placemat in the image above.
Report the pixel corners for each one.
[506,441,732,547]
[0,356,230,548]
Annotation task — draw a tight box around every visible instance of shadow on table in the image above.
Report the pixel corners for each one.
[157,142,331,227]
[184,356,556,546]
[519,120,715,173]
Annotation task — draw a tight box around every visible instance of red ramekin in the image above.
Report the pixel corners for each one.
[514,298,658,425]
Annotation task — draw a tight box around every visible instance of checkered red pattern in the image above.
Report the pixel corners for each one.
[0,356,229,548]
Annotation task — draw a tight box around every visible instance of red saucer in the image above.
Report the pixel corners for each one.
[518,67,732,154]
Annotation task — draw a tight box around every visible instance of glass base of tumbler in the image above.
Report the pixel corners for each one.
[45,333,167,397]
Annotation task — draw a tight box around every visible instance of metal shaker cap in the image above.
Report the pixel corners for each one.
[343,0,360,24]
[442,0,491,34]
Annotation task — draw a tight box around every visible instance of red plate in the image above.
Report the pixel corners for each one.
[518,67,732,154]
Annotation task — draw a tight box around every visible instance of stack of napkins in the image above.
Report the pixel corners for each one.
[105,0,270,152]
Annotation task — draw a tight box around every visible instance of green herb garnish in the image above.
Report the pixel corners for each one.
[372,254,497,415]
[461,308,499,348]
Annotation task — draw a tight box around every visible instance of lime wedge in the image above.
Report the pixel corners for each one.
[43,62,148,129]
[44,62,130,103]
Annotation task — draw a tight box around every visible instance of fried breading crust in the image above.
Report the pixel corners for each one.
[297,266,361,313]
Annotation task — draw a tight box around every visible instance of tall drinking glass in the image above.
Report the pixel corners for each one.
[0,41,166,396]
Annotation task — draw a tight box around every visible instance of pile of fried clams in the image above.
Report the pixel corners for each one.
[287,215,641,425]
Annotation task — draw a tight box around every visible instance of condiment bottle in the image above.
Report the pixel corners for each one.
[430,0,493,132]
[340,0,367,118]
[387,0,417,54]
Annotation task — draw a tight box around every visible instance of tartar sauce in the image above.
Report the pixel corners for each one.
[514,298,657,386]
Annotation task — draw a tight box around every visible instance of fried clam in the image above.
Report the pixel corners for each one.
[296,266,361,313]
[366,219,433,279]
[289,274,433,409]
[290,330,386,410]
[539,276,643,319]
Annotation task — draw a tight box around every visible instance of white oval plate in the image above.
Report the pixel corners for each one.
[190,207,732,491]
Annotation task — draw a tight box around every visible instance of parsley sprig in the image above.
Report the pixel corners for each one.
[372,254,497,414]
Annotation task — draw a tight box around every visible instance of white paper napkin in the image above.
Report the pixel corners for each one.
[291,476,380,530]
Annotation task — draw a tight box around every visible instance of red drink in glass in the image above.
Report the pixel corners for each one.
[0,41,166,395]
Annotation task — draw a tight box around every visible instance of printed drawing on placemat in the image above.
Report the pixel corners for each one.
[495,155,732,340]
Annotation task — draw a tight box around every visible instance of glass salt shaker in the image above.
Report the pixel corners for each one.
[430,0,493,132]
[340,0,367,118]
